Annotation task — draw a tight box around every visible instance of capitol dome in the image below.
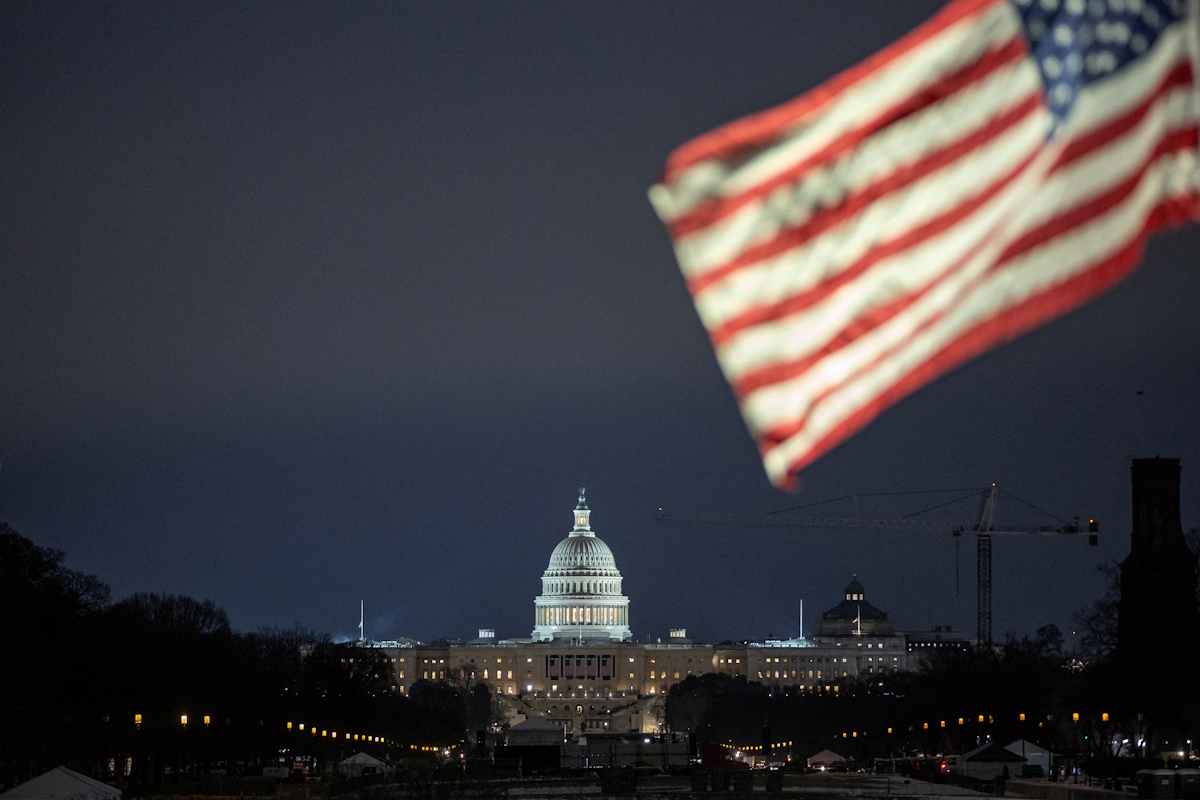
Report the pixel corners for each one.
[547,534,617,571]
[531,486,631,643]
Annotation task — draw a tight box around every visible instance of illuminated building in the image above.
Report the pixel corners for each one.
[375,488,926,734]
[531,486,630,643]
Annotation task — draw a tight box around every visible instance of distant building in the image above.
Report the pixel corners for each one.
[1118,458,1200,656]
[1116,457,1200,727]
[375,488,929,734]
[905,625,973,654]
[817,574,894,637]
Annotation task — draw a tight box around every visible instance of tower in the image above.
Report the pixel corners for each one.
[1116,458,1200,729]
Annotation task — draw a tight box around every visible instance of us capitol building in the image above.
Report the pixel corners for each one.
[374,487,964,734]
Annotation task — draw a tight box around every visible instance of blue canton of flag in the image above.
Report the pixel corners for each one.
[1017,0,1187,124]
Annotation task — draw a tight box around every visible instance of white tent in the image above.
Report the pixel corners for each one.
[807,749,847,769]
[1004,739,1051,773]
[338,752,388,779]
[1,766,121,800]
[506,716,565,746]
[958,742,1025,781]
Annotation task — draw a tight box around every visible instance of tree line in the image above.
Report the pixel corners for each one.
[666,611,1198,778]
[0,524,479,790]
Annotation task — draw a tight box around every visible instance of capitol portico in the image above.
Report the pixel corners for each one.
[374,487,954,734]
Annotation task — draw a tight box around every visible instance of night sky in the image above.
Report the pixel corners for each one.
[3,2,1198,648]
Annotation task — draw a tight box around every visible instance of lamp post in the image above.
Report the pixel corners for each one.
[179,715,189,783]
[1047,714,1056,782]
[1072,713,1079,784]
[132,714,143,797]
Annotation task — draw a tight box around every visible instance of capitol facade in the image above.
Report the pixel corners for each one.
[375,488,966,734]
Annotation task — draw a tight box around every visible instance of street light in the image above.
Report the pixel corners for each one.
[1072,713,1079,783]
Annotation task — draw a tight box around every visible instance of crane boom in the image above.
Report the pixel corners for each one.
[654,486,1097,646]
[652,509,1089,535]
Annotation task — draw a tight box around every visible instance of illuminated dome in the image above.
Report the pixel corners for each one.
[547,534,617,571]
[532,486,631,643]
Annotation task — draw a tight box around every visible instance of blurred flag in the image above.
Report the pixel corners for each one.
[650,0,1199,489]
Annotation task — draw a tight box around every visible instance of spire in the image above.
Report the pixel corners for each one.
[572,484,592,534]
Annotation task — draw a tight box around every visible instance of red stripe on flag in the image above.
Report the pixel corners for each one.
[662,0,999,179]
[668,37,1029,238]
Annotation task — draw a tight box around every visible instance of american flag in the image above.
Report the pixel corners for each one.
[650,0,1200,489]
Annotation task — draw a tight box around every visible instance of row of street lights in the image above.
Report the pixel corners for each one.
[286,722,387,743]
[824,710,1112,739]
[132,713,213,730]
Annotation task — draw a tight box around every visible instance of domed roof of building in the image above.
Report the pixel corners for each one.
[817,573,895,637]
[547,534,618,572]
[542,484,621,576]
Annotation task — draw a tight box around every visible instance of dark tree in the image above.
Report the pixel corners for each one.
[0,524,111,786]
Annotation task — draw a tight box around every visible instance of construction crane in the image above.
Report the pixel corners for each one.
[653,484,1098,646]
